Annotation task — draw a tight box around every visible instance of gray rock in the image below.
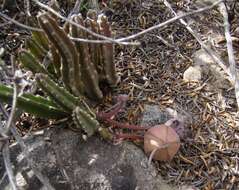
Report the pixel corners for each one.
[183,66,202,82]
[192,49,231,89]
[140,105,192,127]
[0,127,178,190]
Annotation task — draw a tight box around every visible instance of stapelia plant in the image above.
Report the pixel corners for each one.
[0,6,118,137]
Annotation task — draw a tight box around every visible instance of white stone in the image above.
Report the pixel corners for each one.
[183,66,202,82]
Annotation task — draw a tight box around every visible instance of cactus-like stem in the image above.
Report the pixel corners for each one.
[26,39,47,61]
[72,106,99,136]
[31,31,49,51]
[37,13,83,96]
[50,44,61,78]
[35,73,78,111]
[85,17,103,76]
[98,14,118,86]
[70,14,103,100]
[19,50,50,76]
[0,84,67,118]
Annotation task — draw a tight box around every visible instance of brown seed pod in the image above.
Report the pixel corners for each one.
[144,125,180,161]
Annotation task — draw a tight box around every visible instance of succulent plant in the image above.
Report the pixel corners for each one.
[21,10,118,101]
[0,82,67,119]
[0,4,118,137]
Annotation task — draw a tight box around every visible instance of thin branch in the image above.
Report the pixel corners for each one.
[162,0,239,109]
[69,36,140,45]
[218,2,239,109]
[0,57,55,189]
[161,0,232,82]
[115,0,223,42]
[3,56,18,135]
[32,0,222,44]
[68,0,82,17]
[32,0,121,43]
[0,104,55,190]
[11,127,55,190]
[24,0,31,16]
[1,56,19,190]
[1,0,223,46]
[2,141,18,190]
[0,12,42,32]
[0,171,7,186]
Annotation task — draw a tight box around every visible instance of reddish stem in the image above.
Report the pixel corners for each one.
[97,94,128,120]
[97,94,150,131]
[105,118,150,130]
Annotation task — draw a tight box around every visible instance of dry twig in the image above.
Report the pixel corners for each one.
[218,2,239,109]
[2,142,17,190]
[0,12,42,32]
[0,56,55,189]
[32,0,222,44]
[162,0,239,110]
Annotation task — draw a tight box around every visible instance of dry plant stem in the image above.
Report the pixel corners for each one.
[32,0,124,44]
[32,0,222,44]
[0,100,18,190]
[11,127,55,190]
[0,172,7,186]
[148,148,158,166]
[147,142,180,166]
[0,105,55,190]
[24,0,31,16]
[218,2,239,109]
[1,55,18,137]
[162,0,233,83]
[3,80,18,136]
[2,141,17,190]
[68,0,82,17]
[115,0,223,42]
[69,37,140,45]
[0,12,42,32]
[0,0,222,46]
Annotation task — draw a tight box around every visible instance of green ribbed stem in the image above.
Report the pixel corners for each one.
[0,84,67,119]
[35,73,78,111]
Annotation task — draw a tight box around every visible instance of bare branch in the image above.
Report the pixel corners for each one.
[2,141,18,190]
[0,103,55,190]
[115,0,223,42]
[3,56,18,135]
[0,57,55,189]
[0,12,42,32]
[161,0,232,81]
[1,0,223,46]
[24,0,31,16]
[162,0,239,110]
[32,0,222,44]
[32,0,120,43]
[218,2,239,109]
[0,171,7,185]
[68,0,82,17]
[69,36,140,45]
